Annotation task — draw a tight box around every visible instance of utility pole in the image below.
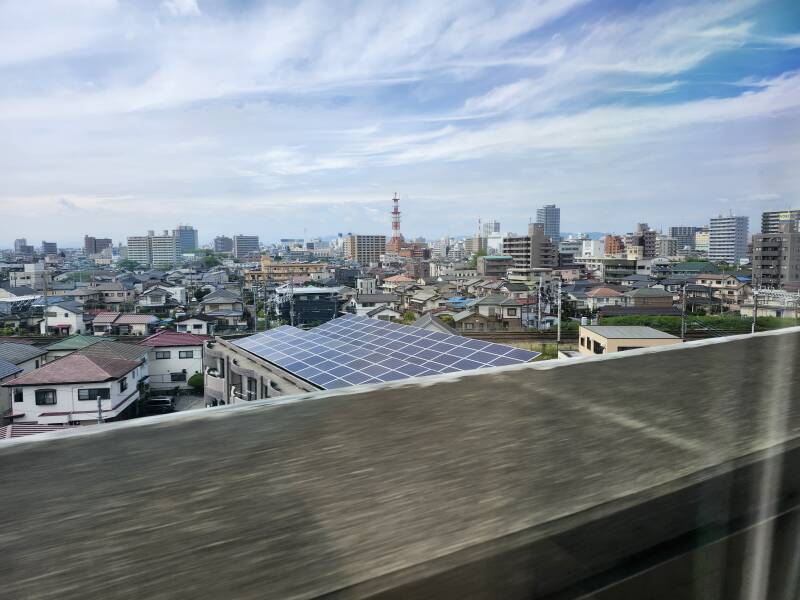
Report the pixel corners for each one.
[537,273,543,331]
[680,281,687,340]
[751,290,758,334]
[97,395,104,425]
[289,277,295,327]
[556,278,562,351]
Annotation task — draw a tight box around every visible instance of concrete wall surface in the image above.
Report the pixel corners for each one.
[1,328,799,599]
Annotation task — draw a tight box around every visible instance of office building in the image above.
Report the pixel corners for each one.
[173,225,198,253]
[752,222,800,289]
[625,223,656,259]
[464,235,488,255]
[761,209,800,234]
[232,235,260,259]
[13,238,34,256]
[536,204,560,241]
[84,235,112,255]
[41,241,58,255]
[709,215,749,264]
[213,236,233,253]
[482,220,501,238]
[343,234,386,266]
[669,226,701,251]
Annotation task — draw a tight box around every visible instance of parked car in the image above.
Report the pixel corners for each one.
[144,396,175,415]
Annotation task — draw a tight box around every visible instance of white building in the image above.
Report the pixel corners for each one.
[709,215,749,264]
[233,235,260,259]
[40,301,87,335]
[126,230,181,267]
[175,316,216,335]
[3,353,148,425]
[139,330,209,390]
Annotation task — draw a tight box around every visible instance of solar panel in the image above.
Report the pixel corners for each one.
[231,314,539,390]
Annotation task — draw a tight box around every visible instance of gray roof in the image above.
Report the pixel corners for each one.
[365,305,401,317]
[0,356,23,380]
[201,289,241,303]
[356,294,399,303]
[77,340,150,361]
[0,285,36,296]
[412,313,458,335]
[582,326,678,340]
[623,287,673,297]
[0,342,48,364]
[50,300,84,314]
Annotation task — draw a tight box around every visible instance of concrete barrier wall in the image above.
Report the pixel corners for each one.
[2,328,799,599]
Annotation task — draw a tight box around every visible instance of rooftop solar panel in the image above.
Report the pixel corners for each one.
[231,314,539,390]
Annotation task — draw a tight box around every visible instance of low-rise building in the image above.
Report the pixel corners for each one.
[0,358,23,423]
[578,326,682,356]
[91,312,159,336]
[139,330,210,390]
[175,315,216,335]
[40,301,88,335]
[476,255,514,278]
[0,342,47,374]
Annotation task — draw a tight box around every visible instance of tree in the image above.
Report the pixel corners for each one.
[438,314,455,325]
[203,254,221,268]
[188,372,204,393]
[402,311,416,324]
[468,249,488,269]
[117,259,139,271]
[194,288,210,302]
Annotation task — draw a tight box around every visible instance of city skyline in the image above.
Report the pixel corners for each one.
[1,0,798,245]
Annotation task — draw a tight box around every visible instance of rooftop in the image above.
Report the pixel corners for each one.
[3,354,141,386]
[582,325,679,339]
[139,330,213,347]
[0,342,48,364]
[0,356,23,380]
[45,335,110,351]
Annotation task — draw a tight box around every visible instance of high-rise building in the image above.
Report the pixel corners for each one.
[761,209,800,234]
[232,235,260,259]
[343,234,386,266]
[709,215,749,264]
[502,223,558,272]
[41,241,58,255]
[84,235,112,255]
[694,228,710,253]
[482,220,501,238]
[655,235,678,258]
[173,225,198,253]
[214,235,233,253]
[624,223,656,259]
[752,222,800,289]
[669,226,701,251]
[13,238,33,256]
[536,205,561,242]
[464,235,488,255]
[127,230,180,267]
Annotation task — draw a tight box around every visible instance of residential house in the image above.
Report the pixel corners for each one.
[407,289,446,314]
[0,358,23,423]
[91,312,159,336]
[452,296,526,333]
[40,301,88,335]
[412,313,458,335]
[139,330,210,390]
[0,342,47,374]
[578,325,682,356]
[199,289,247,330]
[691,273,752,310]
[585,287,625,312]
[364,305,403,322]
[3,351,148,425]
[623,287,675,308]
[381,274,415,293]
[350,293,400,317]
[137,285,182,312]
[175,315,216,335]
[44,335,111,362]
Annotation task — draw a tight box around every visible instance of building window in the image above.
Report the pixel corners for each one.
[193,324,203,330]
[155,351,171,359]
[13,389,23,403]
[78,388,111,401]
[464,323,474,330]
[35,389,57,405]
[179,351,194,359]
[171,372,187,382]
[119,377,128,393]
[507,308,517,316]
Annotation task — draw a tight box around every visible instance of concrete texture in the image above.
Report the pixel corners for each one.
[1,328,799,599]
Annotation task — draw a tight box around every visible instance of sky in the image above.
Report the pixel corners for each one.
[1,0,799,247]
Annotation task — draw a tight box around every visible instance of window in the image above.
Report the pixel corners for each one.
[78,388,110,401]
[13,389,23,403]
[464,323,474,330]
[193,324,203,330]
[179,350,194,359]
[171,372,187,382]
[35,389,57,405]
[119,377,128,393]
[507,308,517,316]
[155,351,171,359]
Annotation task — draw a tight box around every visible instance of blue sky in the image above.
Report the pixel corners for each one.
[1,0,798,247]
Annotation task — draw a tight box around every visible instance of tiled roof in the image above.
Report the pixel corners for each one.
[3,354,140,386]
[0,342,48,364]
[623,287,673,297]
[45,335,110,351]
[115,314,158,325]
[586,287,624,298]
[383,274,415,282]
[200,289,241,303]
[78,340,150,361]
[0,357,23,380]
[356,294,399,303]
[0,285,36,296]
[139,330,212,347]
[49,300,84,313]
[92,311,121,324]
[412,313,458,334]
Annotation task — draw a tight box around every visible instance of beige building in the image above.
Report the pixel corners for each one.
[578,325,682,356]
[343,234,386,266]
[245,256,328,286]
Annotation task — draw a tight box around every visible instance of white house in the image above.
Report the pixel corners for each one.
[139,330,210,390]
[3,353,148,425]
[0,358,23,423]
[0,342,48,374]
[175,315,216,335]
[40,301,87,335]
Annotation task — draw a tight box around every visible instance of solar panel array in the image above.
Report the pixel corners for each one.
[232,314,539,390]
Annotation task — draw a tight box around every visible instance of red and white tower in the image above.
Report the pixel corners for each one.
[387,193,405,252]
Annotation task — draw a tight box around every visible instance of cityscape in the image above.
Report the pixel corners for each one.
[2,0,799,598]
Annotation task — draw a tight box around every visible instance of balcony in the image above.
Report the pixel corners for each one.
[2,327,800,599]
[204,368,225,400]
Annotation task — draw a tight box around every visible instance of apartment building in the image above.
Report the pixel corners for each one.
[84,235,112,255]
[343,234,386,266]
[709,215,749,264]
[126,230,180,268]
[214,235,233,253]
[669,226,700,251]
[752,222,800,289]
[761,209,800,234]
[502,223,558,273]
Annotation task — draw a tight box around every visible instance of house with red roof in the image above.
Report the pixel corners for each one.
[139,330,211,390]
[2,351,148,426]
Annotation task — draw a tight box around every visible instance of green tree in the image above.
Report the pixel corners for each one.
[203,254,221,268]
[194,288,210,302]
[117,259,139,271]
[187,372,204,393]
[468,249,488,269]
[402,311,416,324]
